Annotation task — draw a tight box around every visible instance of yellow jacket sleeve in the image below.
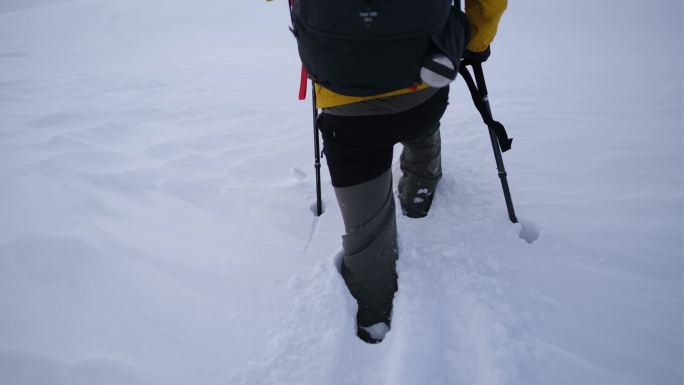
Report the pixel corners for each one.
[465,0,507,52]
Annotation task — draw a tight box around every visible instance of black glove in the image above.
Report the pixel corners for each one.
[462,46,491,64]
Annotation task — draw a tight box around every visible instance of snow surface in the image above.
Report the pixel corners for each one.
[360,322,391,342]
[1,0,682,384]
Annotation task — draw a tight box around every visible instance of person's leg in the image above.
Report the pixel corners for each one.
[398,124,443,218]
[318,115,397,343]
[388,87,447,218]
[316,87,449,342]
[334,169,397,342]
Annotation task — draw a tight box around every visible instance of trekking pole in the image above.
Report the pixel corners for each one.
[459,62,518,223]
[286,0,322,216]
[311,79,323,216]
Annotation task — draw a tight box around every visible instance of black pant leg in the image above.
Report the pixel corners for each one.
[318,86,449,188]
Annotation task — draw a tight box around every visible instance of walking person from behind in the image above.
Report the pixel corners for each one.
[290,0,507,343]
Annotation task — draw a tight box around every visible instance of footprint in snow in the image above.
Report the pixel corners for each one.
[290,168,308,181]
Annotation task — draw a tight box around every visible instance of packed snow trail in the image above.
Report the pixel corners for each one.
[1,0,682,385]
[235,171,534,385]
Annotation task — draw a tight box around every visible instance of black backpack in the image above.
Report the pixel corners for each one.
[290,0,471,97]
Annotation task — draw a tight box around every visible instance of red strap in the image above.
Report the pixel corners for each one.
[298,65,308,100]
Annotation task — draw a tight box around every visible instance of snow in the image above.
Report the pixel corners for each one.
[517,218,540,244]
[360,322,391,341]
[1,0,682,384]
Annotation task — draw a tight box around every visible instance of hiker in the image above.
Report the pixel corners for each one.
[290,0,508,343]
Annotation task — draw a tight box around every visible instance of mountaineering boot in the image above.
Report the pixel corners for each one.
[334,169,398,343]
[399,124,443,218]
